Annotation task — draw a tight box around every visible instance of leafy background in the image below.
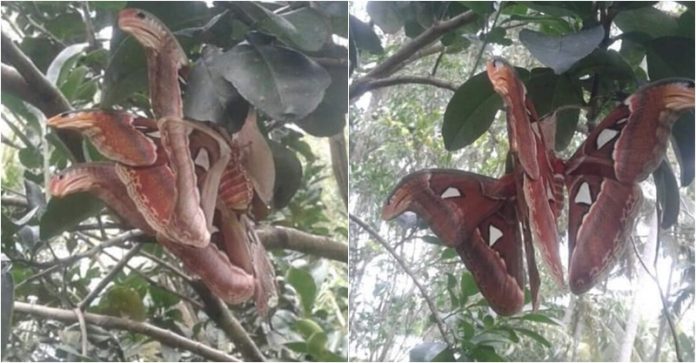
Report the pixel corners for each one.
[349,1,694,361]
[1,1,347,361]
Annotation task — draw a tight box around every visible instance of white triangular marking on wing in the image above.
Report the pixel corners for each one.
[616,118,628,125]
[596,129,619,149]
[194,149,210,170]
[489,225,503,246]
[440,187,461,199]
[574,182,593,205]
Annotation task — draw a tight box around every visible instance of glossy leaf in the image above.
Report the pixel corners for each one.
[287,267,317,315]
[39,192,104,240]
[520,26,604,74]
[409,341,449,362]
[269,141,303,209]
[442,71,502,150]
[223,42,330,122]
[366,1,403,34]
[614,6,679,38]
[349,15,383,54]
[296,47,348,136]
[236,3,331,52]
[671,113,695,186]
[646,37,695,80]
[653,160,680,229]
[183,46,248,133]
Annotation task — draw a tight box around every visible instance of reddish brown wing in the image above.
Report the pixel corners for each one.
[615,79,694,183]
[383,169,525,315]
[564,79,694,294]
[486,58,539,180]
[487,58,564,286]
[47,110,158,167]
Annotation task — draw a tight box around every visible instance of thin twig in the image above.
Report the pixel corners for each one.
[630,227,682,361]
[73,307,88,356]
[350,10,476,99]
[349,214,452,348]
[78,243,145,310]
[14,302,240,361]
[352,76,458,100]
[257,225,348,262]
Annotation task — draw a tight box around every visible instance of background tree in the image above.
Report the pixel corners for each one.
[349,1,693,361]
[1,1,348,361]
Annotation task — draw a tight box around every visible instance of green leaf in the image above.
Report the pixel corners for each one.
[671,113,694,186]
[296,47,348,136]
[409,341,449,362]
[39,193,104,240]
[515,312,561,325]
[287,267,318,315]
[366,1,403,34]
[614,6,679,39]
[349,15,383,54]
[520,26,604,74]
[306,331,328,358]
[515,327,552,347]
[484,27,512,46]
[95,285,146,321]
[224,42,330,122]
[568,49,635,81]
[183,47,248,134]
[294,318,323,339]
[269,141,303,209]
[18,148,42,169]
[237,4,331,52]
[442,71,502,150]
[460,271,479,298]
[653,160,680,229]
[469,344,504,362]
[421,235,443,245]
[646,37,695,79]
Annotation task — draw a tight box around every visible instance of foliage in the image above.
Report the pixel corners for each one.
[1,1,347,361]
[350,1,694,361]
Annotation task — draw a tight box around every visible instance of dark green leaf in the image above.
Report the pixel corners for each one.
[460,271,479,298]
[653,160,680,228]
[349,15,383,53]
[287,267,317,315]
[677,10,694,38]
[568,49,635,81]
[409,341,449,362]
[237,3,331,52]
[614,6,679,38]
[646,37,695,79]
[269,141,303,209]
[484,27,512,46]
[515,327,552,347]
[671,113,694,186]
[183,47,248,133]
[442,71,502,150]
[296,48,348,136]
[313,2,348,37]
[39,193,104,240]
[421,235,443,245]
[520,26,604,74]
[470,344,504,362]
[366,1,403,34]
[224,42,330,122]
[515,312,561,325]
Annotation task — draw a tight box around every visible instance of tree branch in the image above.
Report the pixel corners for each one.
[351,76,457,100]
[257,226,347,263]
[349,214,452,347]
[191,281,266,362]
[13,302,240,362]
[79,243,145,310]
[350,10,476,99]
[1,32,70,115]
[329,132,348,208]
[1,32,83,160]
